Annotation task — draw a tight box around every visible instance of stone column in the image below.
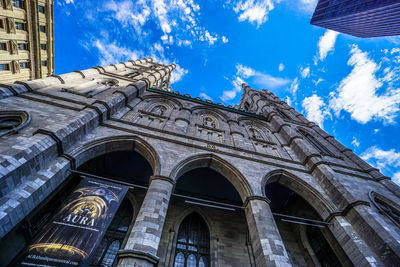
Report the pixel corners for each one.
[328,216,382,266]
[244,196,292,267]
[117,176,175,267]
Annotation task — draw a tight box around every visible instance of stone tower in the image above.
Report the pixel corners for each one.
[0,58,399,267]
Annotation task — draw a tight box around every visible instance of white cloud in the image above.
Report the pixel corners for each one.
[302,94,330,128]
[285,95,292,106]
[93,40,144,66]
[373,128,380,134]
[313,78,324,86]
[298,0,317,13]
[199,92,213,101]
[236,64,291,89]
[279,63,284,71]
[361,146,400,183]
[317,30,339,62]
[351,137,360,148]
[221,76,244,102]
[329,45,400,124]
[168,64,188,84]
[289,77,299,96]
[393,172,400,185]
[104,0,220,46]
[233,0,275,28]
[301,66,310,78]
[222,36,229,43]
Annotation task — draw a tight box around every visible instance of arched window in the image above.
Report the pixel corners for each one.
[370,191,400,227]
[276,109,290,120]
[249,127,262,140]
[244,102,250,111]
[299,129,332,155]
[203,116,216,128]
[151,105,167,116]
[306,226,342,267]
[174,213,210,267]
[90,199,133,267]
[0,110,31,137]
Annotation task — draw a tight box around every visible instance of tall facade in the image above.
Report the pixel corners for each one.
[0,58,399,267]
[310,0,400,38]
[0,0,54,84]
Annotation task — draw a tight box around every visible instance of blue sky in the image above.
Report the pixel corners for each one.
[55,0,400,184]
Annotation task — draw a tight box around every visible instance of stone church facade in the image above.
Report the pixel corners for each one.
[0,58,399,267]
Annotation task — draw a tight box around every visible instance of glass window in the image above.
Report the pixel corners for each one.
[299,129,332,155]
[370,192,400,227]
[0,43,7,50]
[0,63,10,71]
[39,25,46,33]
[18,43,27,50]
[40,43,47,50]
[90,199,133,266]
[12,0,24,9]
[174,213,210,267]
[19,62,29,69]
[307,226,342,267]
[15,22,26,31]
[0,19,5,30]
[41,61,47,66]
[38,5,45,13]
[100,240,120,266]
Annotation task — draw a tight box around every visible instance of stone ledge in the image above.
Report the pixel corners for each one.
[118,249,159,265]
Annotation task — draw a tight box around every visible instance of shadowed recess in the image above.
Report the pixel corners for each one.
[175,167,242,205]
[78,150,153,186]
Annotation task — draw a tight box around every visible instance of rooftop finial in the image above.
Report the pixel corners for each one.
[242,83,250,89]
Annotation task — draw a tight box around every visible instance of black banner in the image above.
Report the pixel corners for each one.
[20,177,128,267]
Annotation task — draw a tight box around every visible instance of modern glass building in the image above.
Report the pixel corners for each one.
[310,0,400,38]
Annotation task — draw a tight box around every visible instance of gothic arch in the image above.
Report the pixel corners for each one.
[141,94,184,110]
[191,106,230,122]
[262,169,336,219]
[168,207,215,267]
[70,135,160,175]
[238,118,274,138]
[169,153,254,201]
[171,206,215,240]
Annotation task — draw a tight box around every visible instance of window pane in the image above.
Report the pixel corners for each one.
[100,240,120,267]
[174,252,185,267]
[175,213,210,267]
[199,257,206,267]
[187,254,196,267]
[91,238,108,265]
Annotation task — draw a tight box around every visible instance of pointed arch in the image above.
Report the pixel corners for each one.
[190,106,230,122]
[70,135,160,175]
[169,153,253,202]
[262,169,336,219]
[141,94,184,110]
[173,211,211,267]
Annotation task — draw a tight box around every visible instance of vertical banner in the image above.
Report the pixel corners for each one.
[20,177,128,267]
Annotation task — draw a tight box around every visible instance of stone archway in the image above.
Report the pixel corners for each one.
[70,135,161,175]
[169,153,254,202]
[262,169,336,219]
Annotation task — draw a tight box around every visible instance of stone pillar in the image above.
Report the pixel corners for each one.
[244,196,292,267]
[328,216,382,266]
[117,176,175,267]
